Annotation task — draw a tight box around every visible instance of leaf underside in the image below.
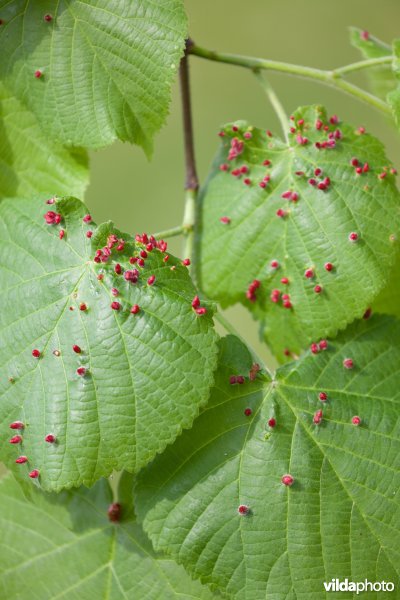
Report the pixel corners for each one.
[0,0,187,152]
[136,319,400,599]
[0,196,218,491]
[0,473,216,599]
[196,105,400,360]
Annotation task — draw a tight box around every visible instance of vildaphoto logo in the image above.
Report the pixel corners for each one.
[324,579,395,594]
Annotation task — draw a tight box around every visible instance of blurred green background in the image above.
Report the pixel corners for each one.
[85,0,400,365]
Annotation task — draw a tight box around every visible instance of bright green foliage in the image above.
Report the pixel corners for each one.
[349,27,396,100]
[373,256,400,317]
[0,83,88,199]
[136,320,400,599]
[387,40,400,133]
[0,196,218,492]
[0,0,187,153]
[196,106,400,360]
[0,472,216,599]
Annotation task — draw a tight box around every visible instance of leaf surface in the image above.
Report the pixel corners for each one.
[196,106,400,359]
[349,27,395,100]
[0,473,216,599]
[136,320,400,599]
[0,82,88,199]
[0,0,187,152]
[0,196,218,491]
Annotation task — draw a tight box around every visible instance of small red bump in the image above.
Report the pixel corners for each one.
[314,168,322,176]
[111,288,119,297]
[32,349,41,358]
[108,502,122,522]
[350,157,359,167]
[314,284,323,294]
[236,376,245,384]
[220,216,231,224]
[44,211,61,225]
[360,30,369,40]
[281,474,294,486]
[313,409,323,424]
[15,456,28,464]
[319,392,328,402]
[76,367,87,376]
[315,119,323,130]
[270,260,279,269]
[343,358,354,369]
[284,348,291,357]
[244,131,252,140]
[97,274,104,281]
[363,162,369,173]
[163,255,170,262]
[304,268,314,279]
[229,376,237,385]
[219,163,229,171]
[263,159,271,166]
[243,178,251,186]
[59,229,65,240]
[10,421,24,430]
[29,469,40,479]
[10,435,22,444]
[140,250,148,259]
[355,167,362,175]
[283,300,292,309]
[324,262,333,272]
[281,277,289,285]
[114,264,122,275]
[147,275,156,286]
[191,296,201,310]
[83,214,92,223]
[111,301,121,310]
[72,345,82,354]
[266,130,273,137]
[195,307,207,316]
[45,434,56,443]
[276,208,287,218]
[268,418,276,428]
[86,231,93,238]
[310,343,319,354]
[363,307,372,320]
[34,70,43,78]
[238,504,250,515]
[79,303,87,311]
[182,258,191,266]
[319,339,328,351]
[352,415,361,426]
[244,408,252,416]
[348,232,359,242]
[44,14,53,22]
[130,304,140,315]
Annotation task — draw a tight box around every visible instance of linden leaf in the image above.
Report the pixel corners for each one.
[349,27,396,100]
[136,320,400,599]
[386,40,400,134]
[0,473,217,599]
[195,106,400,360]
[0,196,218,491]
[0,0,187,153]
[0,82,89,199]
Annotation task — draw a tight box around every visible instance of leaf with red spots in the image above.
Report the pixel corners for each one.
[0,0,187,153]
[0,196,218,491]
[0,472,215,599]
[196,106,400,359]
[136,317,400,599]
[349,27,396,100]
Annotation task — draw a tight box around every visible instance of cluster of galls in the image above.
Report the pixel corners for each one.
[9,420,57,480]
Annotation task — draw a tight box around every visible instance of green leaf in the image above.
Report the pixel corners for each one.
[0,473,216,599]
[349,27,395,100]
[373,254,400,317]
[196,106,400,360]
[0,196,218,491]
[136,319,400,599]
[0,0,187,152]
[0,82,89,199]
[387,40,400,133]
